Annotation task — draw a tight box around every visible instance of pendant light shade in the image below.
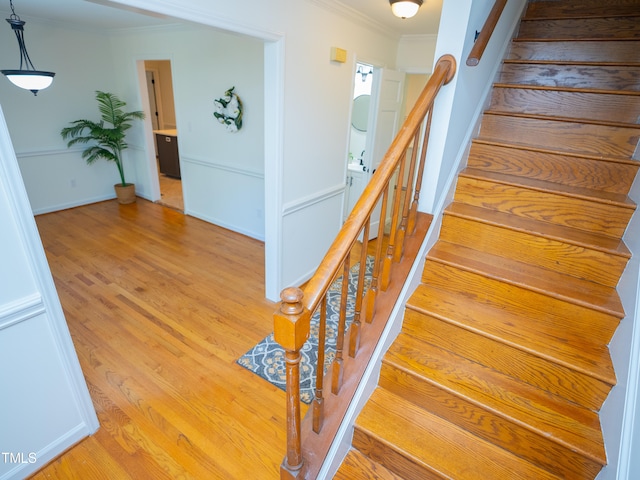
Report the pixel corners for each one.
[390,0,423,19]
[1,1,55,95]
[3,70,54,92]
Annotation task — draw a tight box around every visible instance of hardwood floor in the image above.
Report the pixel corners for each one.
[30,199,295,479]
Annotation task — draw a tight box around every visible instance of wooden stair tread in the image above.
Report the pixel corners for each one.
[472,138,640,167]
[460,167,635,209]
[398,308,611,412]
[333,449,403,480]
[524,0,640,20]
[485,109,640,130]
[507,40,640,64]
[440,207,629,288]
[384,334,606,463]
[497,63,640,92]
[355,388,563,480]
[379,359,605,479]
[456,167,634,238]
[428,240,625,318]
[517,16,640,41]
[467,140,640,195]
[407,282,616,385]
[477,114,640,159]
[492,83,640,97]
[488,87,640,125]
[484,106,640,125]
[422,259,618,349]
[445,202,631,258]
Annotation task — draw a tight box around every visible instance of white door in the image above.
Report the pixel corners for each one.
[367,68,405,174]
[365,68,405,237]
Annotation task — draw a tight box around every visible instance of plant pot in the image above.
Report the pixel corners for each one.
[114,183,136,204]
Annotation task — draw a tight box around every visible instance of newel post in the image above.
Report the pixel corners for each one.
[274,287,311,480]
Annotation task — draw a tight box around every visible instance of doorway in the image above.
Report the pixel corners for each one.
[144,60,183,212]
[344,62,406,239]
[344,62,374,219]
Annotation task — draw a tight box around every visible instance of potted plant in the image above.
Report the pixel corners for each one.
[61,90,145,204]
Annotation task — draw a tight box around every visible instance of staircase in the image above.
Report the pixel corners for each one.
[334,1,640,478]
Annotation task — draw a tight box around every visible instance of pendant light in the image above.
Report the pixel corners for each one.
[1,0,55,95]
[390,0,423,19]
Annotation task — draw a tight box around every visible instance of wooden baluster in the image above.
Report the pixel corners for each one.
[381,154,407,291]
[408,106,433,235]
[394,132,420,262]
[364,187,389,323]
[349,220,370,357]
[312,299,327,434]
[274,287,309,480]
[282,348,302,478]
[331,254,350,395]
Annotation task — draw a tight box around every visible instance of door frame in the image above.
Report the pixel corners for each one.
[124,1,285,300]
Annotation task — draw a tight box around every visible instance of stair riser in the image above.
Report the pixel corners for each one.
[351,428,444,480]
[478,114,640,159]
[507,40,640,63]
[454,176,633,238]
[524,0,640,20]
[421,259,618,345]
[498,64,640,91]
[379,363,602,479]
[401,309,612,410]
[517,17,640,40]
[408,283,616,385]
[468,142,639,194]
[440,213,628,287]
[489,88,640,125]
[429,239,625,318]
[335,450,404,480]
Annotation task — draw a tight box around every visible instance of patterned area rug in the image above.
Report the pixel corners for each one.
[237,257,374,404]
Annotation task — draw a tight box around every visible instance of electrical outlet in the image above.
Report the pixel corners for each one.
[70,179,76,188]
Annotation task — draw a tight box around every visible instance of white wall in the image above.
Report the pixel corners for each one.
[597,172,640,479]
[0,107,99,480]
[396,34,438,73]
[109,25,266,240]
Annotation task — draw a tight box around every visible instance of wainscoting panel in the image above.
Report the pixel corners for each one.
[281,184,346,288]
[16,148,122,215]
[180,156,265,240]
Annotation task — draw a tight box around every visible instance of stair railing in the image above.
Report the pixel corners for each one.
[467,0,508,66]
[274,54,457,479]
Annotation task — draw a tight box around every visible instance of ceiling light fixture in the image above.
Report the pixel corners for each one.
[1,0,55,95]
[390,0,423,19]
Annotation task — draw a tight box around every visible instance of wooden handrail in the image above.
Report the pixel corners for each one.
[467,0,508,67]
[274,54,457,479]
[300,54,456,312]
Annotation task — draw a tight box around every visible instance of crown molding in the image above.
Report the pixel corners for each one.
[306,0,401,40]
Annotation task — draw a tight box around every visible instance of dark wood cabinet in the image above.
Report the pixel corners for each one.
[155,132,181,179]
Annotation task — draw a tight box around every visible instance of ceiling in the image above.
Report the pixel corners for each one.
[0,0,441,36]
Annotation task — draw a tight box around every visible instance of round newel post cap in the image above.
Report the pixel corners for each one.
[280,287,304,315]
